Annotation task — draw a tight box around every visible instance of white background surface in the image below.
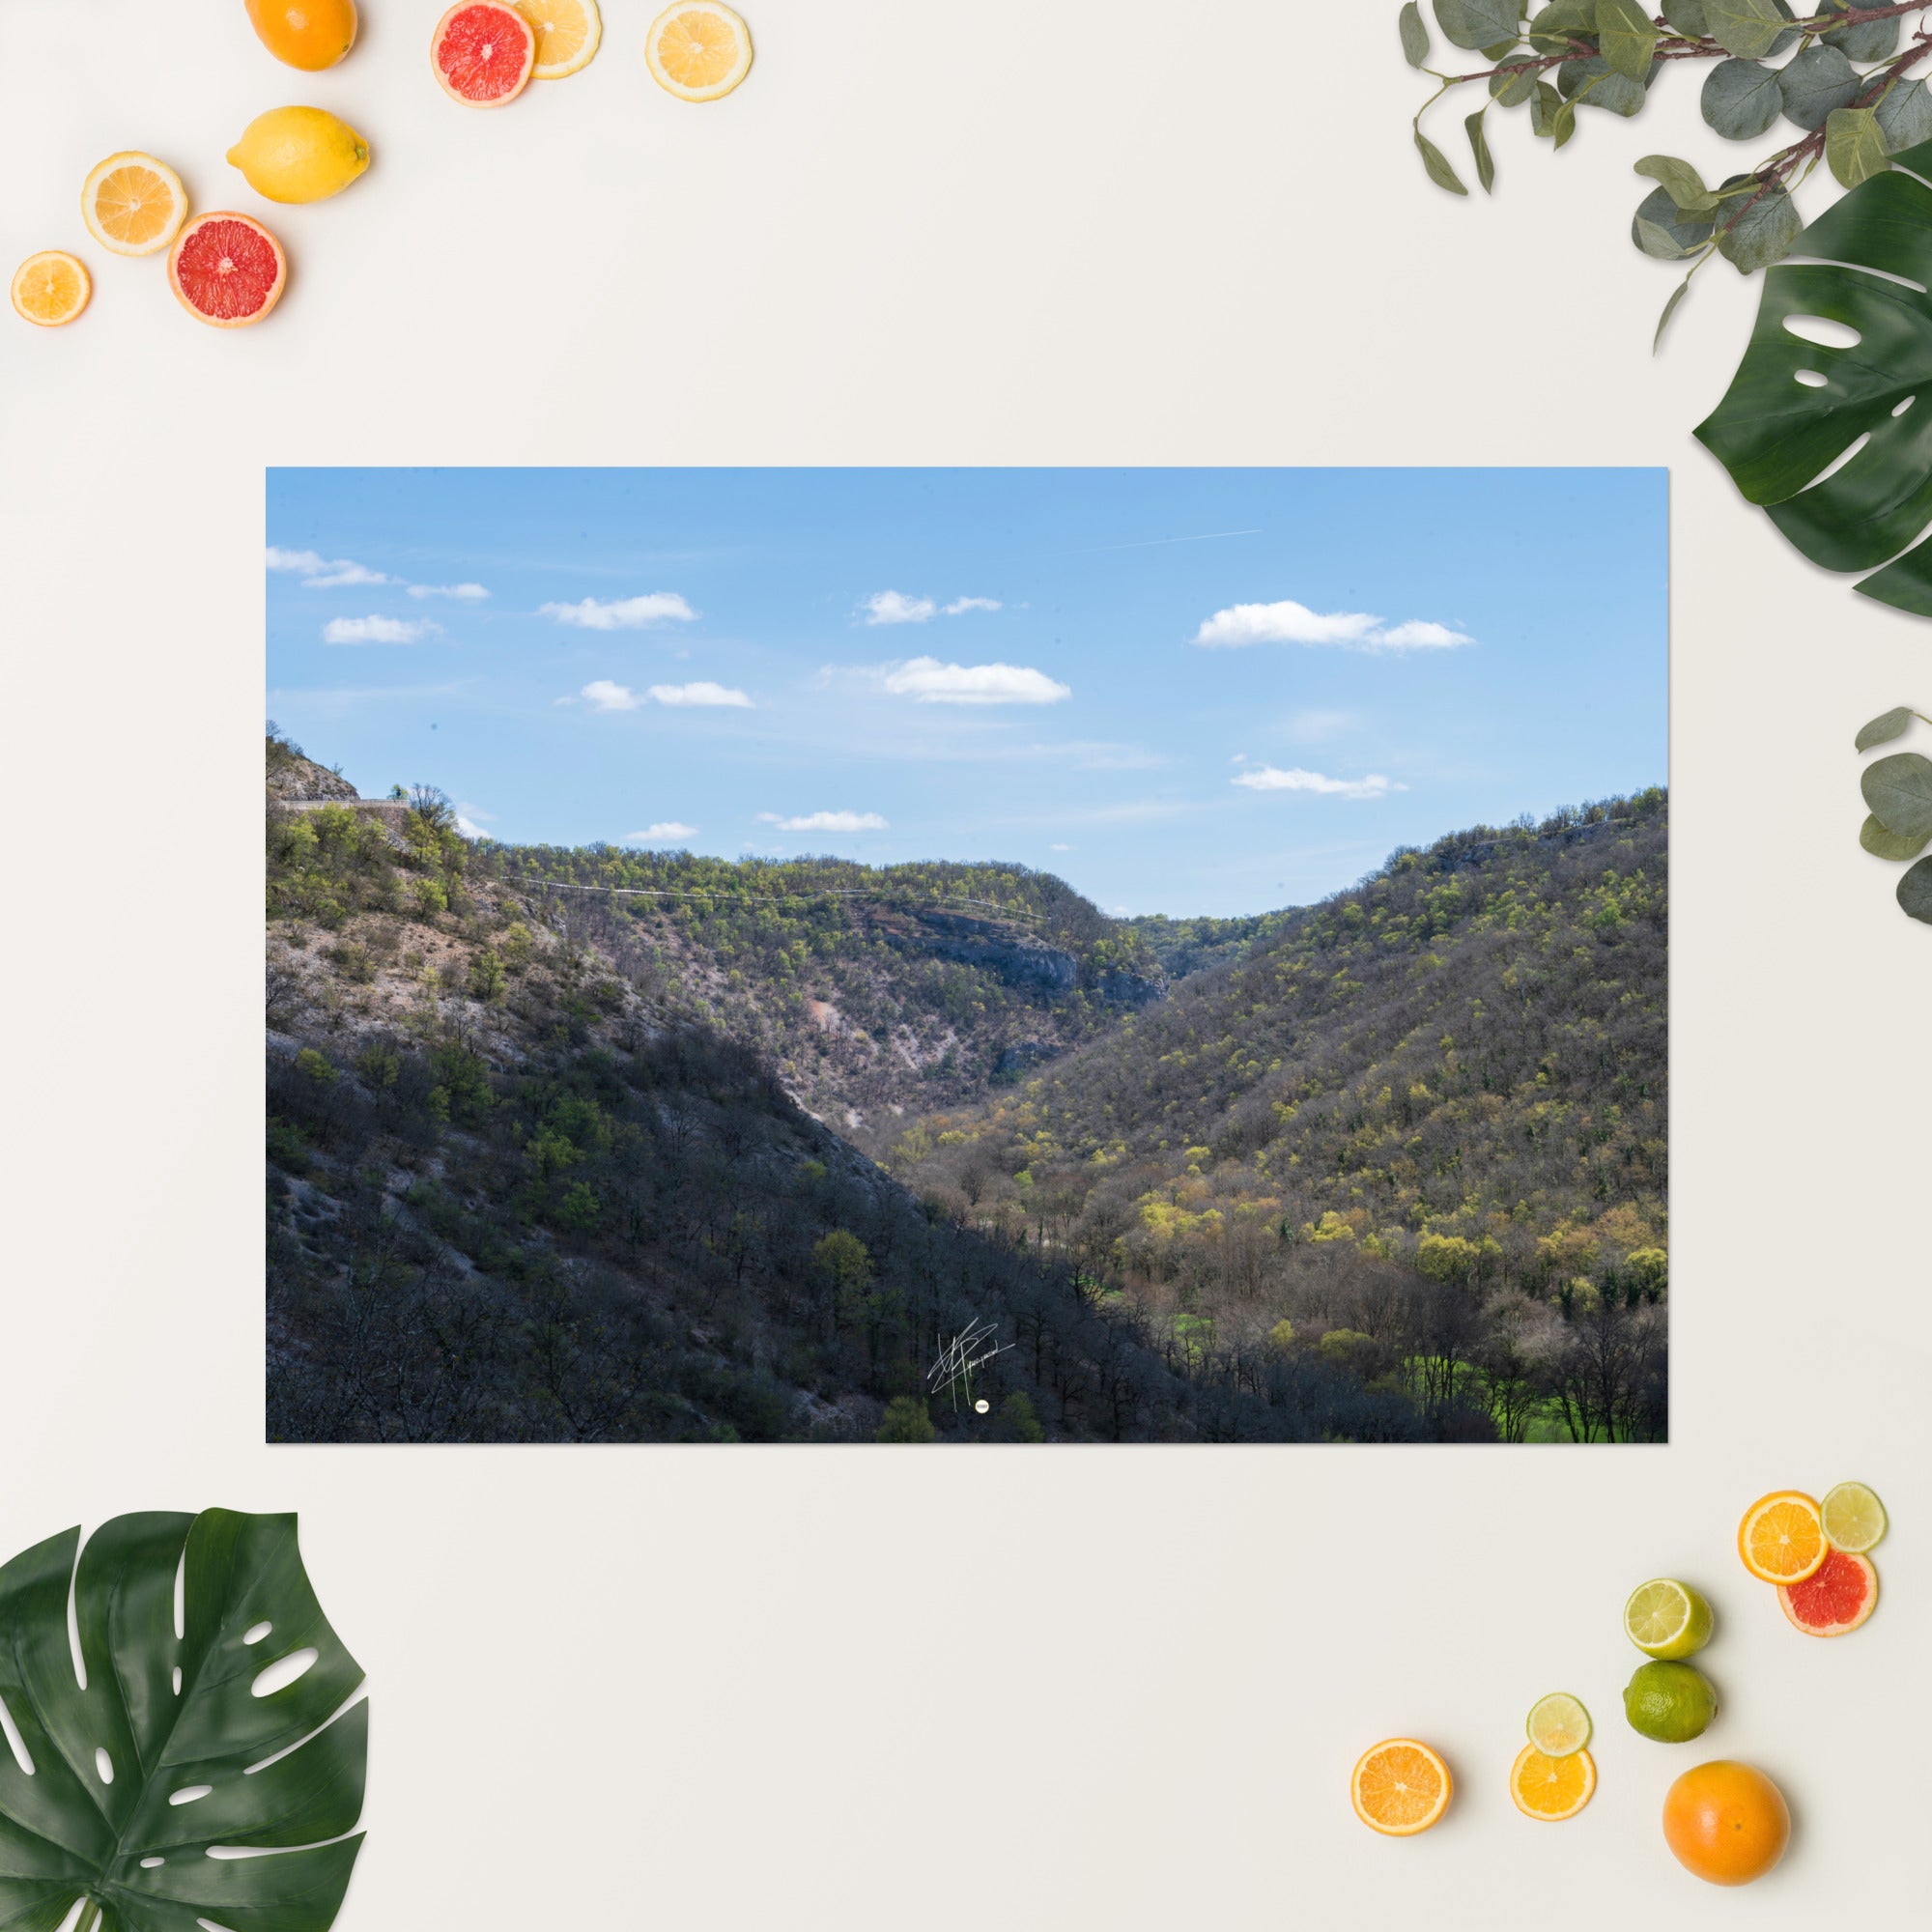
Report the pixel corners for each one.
[2,2,1927,1926]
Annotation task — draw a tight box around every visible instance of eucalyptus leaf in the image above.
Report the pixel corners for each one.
[1714,176,1803,272]
[1597,0,1659,80]
[1552,98,1578,146]
[1820,0,1900,62]
[1655,276,1693,350]
[1415,127,1470,194]
[1704,0,1792,60]
[1466,109,1496,192]
[1635,154,1719,213]
[1480,37,1522,59]
[1702,59,1784,140]
[1531,78,1563,134]
[1528,0,1599,57]
[1873,77,1932,154]
[1856,705,1915,751]
[1898,854,1932,922]
[1860,811,1930,859]
[1400,1,1432,66]
[1694,142,1932,615]
[0,1510,366,1932]
[1862,751,1932,840]
[1559,53,1656,116]
[1827,106,1891,189]
[1492,57,1540,105]
[1661,0,1709,31]
[1777,43,1862,133]
[1634,185,1718,257]
[1435,0,1522,50]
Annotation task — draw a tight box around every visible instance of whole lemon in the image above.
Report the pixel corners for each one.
[1662,1761,1790,1886]
[245,0,358,71]
[228,108,371,204]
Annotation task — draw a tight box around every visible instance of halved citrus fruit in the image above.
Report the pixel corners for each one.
[1737,1491,1827,1585]
[1778,1547,1878,1636]
[82,153,188,258]
[513,0,600,77]
[11,251,90,327]
[1510,1742,1596,1821]
[1820,1481,1887,1553]
[167,213,286,328]
[1350,1738,1451,1836]
[1525,1692,1591,1757]
[433,1,536,106]
[645,1,753,101]
[1624,1577,1714,1660]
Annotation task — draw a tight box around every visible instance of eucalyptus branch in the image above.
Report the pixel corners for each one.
[1403,1,1932,344]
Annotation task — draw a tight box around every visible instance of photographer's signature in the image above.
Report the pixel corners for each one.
[927,1318,1009,1411]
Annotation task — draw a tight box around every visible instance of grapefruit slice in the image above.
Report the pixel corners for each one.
[645,2,753,101]
[11,251,90,327]
[513,0,600,78]
[1737,1491,1827,1585]
[1350,1739,1451,1836]
[433,1,536,105]
[168,213,286,328]
[82,153,189,257]
[1778,1548,1878,1636]
[1510,1742,1596,1821]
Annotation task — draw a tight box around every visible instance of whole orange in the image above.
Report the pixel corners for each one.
[244,0,358,70]
[1662,1761,1790,1886]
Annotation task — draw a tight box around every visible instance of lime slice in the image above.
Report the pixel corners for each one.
[1526,1691,1592,1757]
[1624,1577,1714,1660]
[1820,1481,1887,1553]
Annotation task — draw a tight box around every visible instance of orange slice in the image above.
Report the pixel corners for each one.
[1738,1491,1827,1585]
[1510,1742,1596,1821]
[82,152,189,257]
[1350,1738,1451,1836]
[645,1,753,101]
[12,251,91,327]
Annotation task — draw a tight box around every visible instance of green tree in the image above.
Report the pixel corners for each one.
[876,1395,936,1442]
[469,949,507,1002]
[295,1047,335,1086]
[992,1391,1045,1442]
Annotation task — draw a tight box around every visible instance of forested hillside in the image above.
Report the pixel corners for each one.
[266,732,1666,1443]
[886,792,1669,1442]
[486,843,1163,1142]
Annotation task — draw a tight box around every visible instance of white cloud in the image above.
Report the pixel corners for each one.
[624,822,698,842]
[1192,599,1473,652]
[880,656,1070,705]
[267,546,394,588]
[1050,842,1071,851]
[455,813,490,838]
[647,681,753,707]
[862,590,936,626]
[757,810,889,832]
[409,582,491,601]
[579,678,751,711]
[541,592,697,630]
[944,596,1002,615]
[322,616,440,645]
[1231,764,1400,799]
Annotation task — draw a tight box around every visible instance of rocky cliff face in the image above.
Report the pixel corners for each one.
[867,906,1079,994]
[266,744,359,803]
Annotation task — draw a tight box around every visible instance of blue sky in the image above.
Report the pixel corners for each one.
[266,468,1666,918]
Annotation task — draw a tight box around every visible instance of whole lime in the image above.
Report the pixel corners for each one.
[1624,1661,1719,1744]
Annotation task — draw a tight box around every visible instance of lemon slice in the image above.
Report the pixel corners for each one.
[1623,1577,1714,1659]
[513,0,601,77]
[1525,1692,1591,1758]
[12,251,91,327]
[82,152,189,258]
[1820,1481,1887,1554]
[646,1,753,101]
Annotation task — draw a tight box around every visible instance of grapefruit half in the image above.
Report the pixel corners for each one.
[433,1,536,106]
[168,213,286,328]
[1778,1547,1878,1636]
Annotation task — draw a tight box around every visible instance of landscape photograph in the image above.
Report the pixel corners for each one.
[265,467,1667,1444]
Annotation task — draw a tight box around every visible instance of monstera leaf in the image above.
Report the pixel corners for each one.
[1695,138,1932,617]
[0,1511,365,1932]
